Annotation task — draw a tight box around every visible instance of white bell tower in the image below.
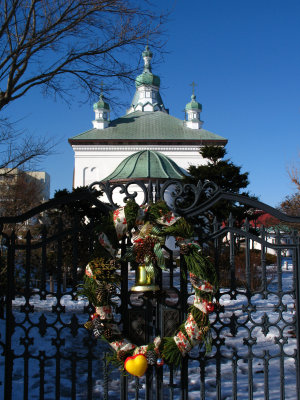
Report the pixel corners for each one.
[92,92,110,129]
[185,82,203,129]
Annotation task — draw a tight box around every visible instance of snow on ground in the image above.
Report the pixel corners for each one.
[0,263,297,399]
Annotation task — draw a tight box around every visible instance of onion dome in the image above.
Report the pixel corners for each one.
[93,94,110,110]
[102,150,188,182]
[135,72,160,88]
[185,94,202,111]
[135,45,160,88]
[92,93,110,129]
[185,92,203,130]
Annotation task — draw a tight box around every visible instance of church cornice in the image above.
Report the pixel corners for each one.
[72,145,210,152]
[69,138,227,147]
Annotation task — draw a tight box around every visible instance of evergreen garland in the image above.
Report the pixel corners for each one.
[124,199,140,230]
[77,275,99,306]
[162,218,194,238]
[145,200,172,222]
[78,200,218,373]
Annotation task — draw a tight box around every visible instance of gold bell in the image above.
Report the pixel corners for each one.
[131,265,160,292]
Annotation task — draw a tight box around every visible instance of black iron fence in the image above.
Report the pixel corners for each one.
[0,180,300,399]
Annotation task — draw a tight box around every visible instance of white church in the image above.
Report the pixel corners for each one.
[69,46,227,187]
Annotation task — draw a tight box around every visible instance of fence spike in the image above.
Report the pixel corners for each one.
[213,216,219,232]
[244,217,250,231]
[228,213,234,227]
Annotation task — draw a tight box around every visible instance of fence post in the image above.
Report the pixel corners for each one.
[4,232,15,400]
[63,271,67,292]
[49,275,54,293]
[294,235,300,399]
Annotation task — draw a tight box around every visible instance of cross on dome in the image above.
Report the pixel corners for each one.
[100,80,104,95]
[189,81,197,95]
[142,45,153,72]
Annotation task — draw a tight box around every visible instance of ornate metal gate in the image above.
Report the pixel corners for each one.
[0,180,299,399]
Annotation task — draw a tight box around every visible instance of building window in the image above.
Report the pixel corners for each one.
[146,91,151,98]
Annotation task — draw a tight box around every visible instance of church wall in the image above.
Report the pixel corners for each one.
[72,145,208,188]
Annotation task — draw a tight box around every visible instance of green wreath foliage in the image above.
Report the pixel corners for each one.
[78,200,218,372]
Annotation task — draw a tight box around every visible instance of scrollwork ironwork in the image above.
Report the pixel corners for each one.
[160,179,219,213]
[89,180,149,209]
[88,178,220,213]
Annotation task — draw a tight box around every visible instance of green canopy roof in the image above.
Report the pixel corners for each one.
[103,150,188,181]
[69,111,227,144]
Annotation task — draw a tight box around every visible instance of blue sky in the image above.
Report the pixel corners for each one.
[5,0,300,207]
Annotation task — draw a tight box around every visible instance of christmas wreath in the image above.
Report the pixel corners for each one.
[79,200,218,377]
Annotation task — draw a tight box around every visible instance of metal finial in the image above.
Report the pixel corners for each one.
[100,81,104,95]
[189,81,197,95]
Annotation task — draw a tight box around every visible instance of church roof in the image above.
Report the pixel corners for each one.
[102,150,187,181]
[69,111,227,145]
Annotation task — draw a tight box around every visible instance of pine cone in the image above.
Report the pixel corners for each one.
[104,328,113,341]
[96,282,117,305]
[135,235,158,263]
[96,291,109,305]
[146,350,158,366]
[180,244,189,255]
[117,350,127,361]
[96,284,109,304]
[106,283,116,295]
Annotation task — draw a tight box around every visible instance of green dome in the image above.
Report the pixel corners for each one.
[103,150,187,181]
[93,94,110,110]
[135,71,160,88]
[185,94,202,111]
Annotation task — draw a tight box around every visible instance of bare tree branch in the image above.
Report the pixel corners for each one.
[0,169,46,234]
[280,153,300,231]
[0,0,167,176]
[0,0,167,110]
[288,164,300,191]
[0,117,55,175]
